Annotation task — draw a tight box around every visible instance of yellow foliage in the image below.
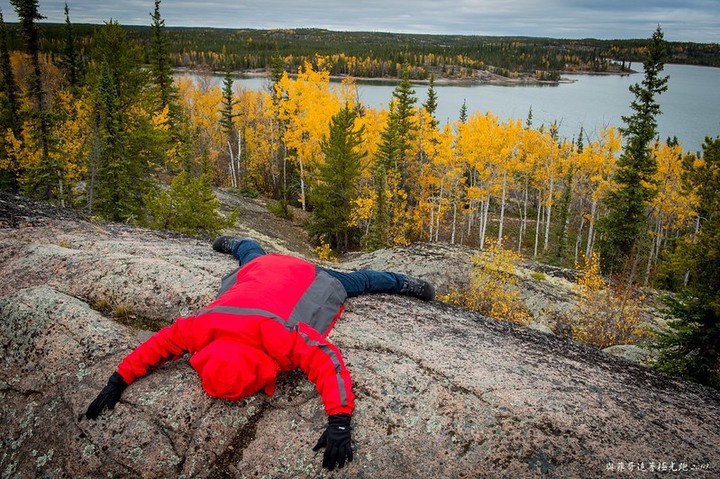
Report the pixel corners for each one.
[569,253,647,348]
[152,105,171,132]
[315,240,338,261]
[350,195,375,227]
[439,240,532,325]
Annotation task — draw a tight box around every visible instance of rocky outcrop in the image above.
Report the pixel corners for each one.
[1,192,719,478]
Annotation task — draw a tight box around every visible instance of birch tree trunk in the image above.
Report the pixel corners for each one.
[451,203,457,244]
[497,171,507,248]
[534,195,541,257]
[479,199,490,250]
[585,200,597,260]
[645,215,661,285]
[518,178,529,252]
[575,214,585,265]
[543,176,554,251]
[227,140,237,188]
[299,155,306,211]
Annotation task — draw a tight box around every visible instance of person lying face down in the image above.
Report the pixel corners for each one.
[85,237,435,471]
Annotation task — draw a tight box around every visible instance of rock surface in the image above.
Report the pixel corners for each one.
[1,191,719,478]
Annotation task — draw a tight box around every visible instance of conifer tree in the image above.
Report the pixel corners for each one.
[392,65,418,185]
[149,0,176,111]
[59,3,83,91]
[370,65,419,246]
[0,11,20,191]
[598,27,669,276]
[308,104,366,252]
[458,99,468,124]
[0,11,19,134]
[655,137,720,389]
[94,61,134,220]
[423,74,439,129]
[10,0,61,202]
[89,21,151,221]
[220,64,240,187]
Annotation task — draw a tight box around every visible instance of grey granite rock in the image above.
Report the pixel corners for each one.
[1,192,718,478]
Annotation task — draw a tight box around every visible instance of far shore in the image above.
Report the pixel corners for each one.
[174,65,643,87]
[173,67,593,86]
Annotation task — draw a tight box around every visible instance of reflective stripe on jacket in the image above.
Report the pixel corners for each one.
[116,254,354,416]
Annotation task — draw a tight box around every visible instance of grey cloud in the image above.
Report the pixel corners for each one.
[0,0,717,42]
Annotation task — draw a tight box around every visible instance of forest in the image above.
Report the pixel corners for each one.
[0,1,718,389]
[6,20,720,80]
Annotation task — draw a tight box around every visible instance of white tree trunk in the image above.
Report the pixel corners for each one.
[585,201,597,260]
[227,140,237,188]
[497,171,507,248]
[534,195,542,257]
[451,203,457,244]
[299,155,306,211]
[480,198,490,250]
[543,176,555,251]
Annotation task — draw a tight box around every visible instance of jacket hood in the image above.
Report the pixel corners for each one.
[189,338,279,401]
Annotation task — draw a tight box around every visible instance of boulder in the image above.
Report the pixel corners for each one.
[1,192,719,478]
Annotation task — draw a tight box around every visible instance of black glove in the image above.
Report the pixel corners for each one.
[313,413,353,471]
[85,372,128,419]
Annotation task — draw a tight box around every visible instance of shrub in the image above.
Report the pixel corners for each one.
[315,240,338,262]
[439,241,532,325]
[145,172,237,236]
[569,253,647,348]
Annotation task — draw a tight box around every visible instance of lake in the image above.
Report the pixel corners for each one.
[180,64,720,154]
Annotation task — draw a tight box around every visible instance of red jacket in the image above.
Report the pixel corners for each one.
[116,254,354,416]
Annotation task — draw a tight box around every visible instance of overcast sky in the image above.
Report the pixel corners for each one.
[1,0,718,43]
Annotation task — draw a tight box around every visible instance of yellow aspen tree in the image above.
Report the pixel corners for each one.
[415,105,443,241]
[645,142,700,283]
[351,106,386,236]
[536,125,564,254]
[236,88,277,196]
[274,60,341,210]
[515,126,543,252]
[176,77,224,177]
[456,112,503,250]
[426,123,460,242]
[52,89,92,203]
[496,118,523,248]
[572,127,621,263]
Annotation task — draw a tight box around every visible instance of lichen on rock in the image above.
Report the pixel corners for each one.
[1,192,719,478]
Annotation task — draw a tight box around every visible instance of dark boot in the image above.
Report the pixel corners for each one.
[400,276,435,301]
[212,236,238,255]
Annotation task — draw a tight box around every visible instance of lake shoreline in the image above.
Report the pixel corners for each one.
[174,67,590,87]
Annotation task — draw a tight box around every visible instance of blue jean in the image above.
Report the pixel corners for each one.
[230,239,406,298]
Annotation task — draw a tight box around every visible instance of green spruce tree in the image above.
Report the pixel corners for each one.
[458,99,468,124]
[0,11,19,134]
[149,0,177,111]
[307,104,366,253]
[423,74,439,129]
[0,10,20,191]
[89,21,152,221]
[59,3,83,91]
[10,0,62,202]
[598,27,669,277]
[220,63,242,187]
[366,103,401,250]
[392,64,418,187]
